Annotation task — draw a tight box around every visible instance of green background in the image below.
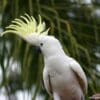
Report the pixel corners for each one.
[0,0,100,100]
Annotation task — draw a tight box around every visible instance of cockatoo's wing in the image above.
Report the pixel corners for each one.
[70,59,87,94]
[43,68,53,96]
[43,74,61,100]
[48,75,53,94]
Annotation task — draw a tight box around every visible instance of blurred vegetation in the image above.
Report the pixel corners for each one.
[0,0,100,100]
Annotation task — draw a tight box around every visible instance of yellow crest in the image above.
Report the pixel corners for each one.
[0,14,49,37]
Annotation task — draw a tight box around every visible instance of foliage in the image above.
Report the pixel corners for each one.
[0,0,100,100]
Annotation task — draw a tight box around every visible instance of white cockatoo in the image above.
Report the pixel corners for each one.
[0,14,88,100]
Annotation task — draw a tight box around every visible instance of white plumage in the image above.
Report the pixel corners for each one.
[39,36,87,100]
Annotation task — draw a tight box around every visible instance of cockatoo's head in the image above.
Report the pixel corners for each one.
[0,14,63,58]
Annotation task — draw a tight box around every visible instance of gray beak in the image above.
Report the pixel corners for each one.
[35,46,41,54]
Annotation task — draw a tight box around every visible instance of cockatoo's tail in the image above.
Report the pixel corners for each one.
[0,14,49,44]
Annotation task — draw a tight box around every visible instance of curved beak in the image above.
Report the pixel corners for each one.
[36,46,41,53]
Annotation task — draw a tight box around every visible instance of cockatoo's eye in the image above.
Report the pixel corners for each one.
[40,43,43,46]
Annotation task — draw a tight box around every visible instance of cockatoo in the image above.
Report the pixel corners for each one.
[0,14,87,100]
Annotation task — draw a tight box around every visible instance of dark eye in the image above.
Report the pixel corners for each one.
[40,43,43,46]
